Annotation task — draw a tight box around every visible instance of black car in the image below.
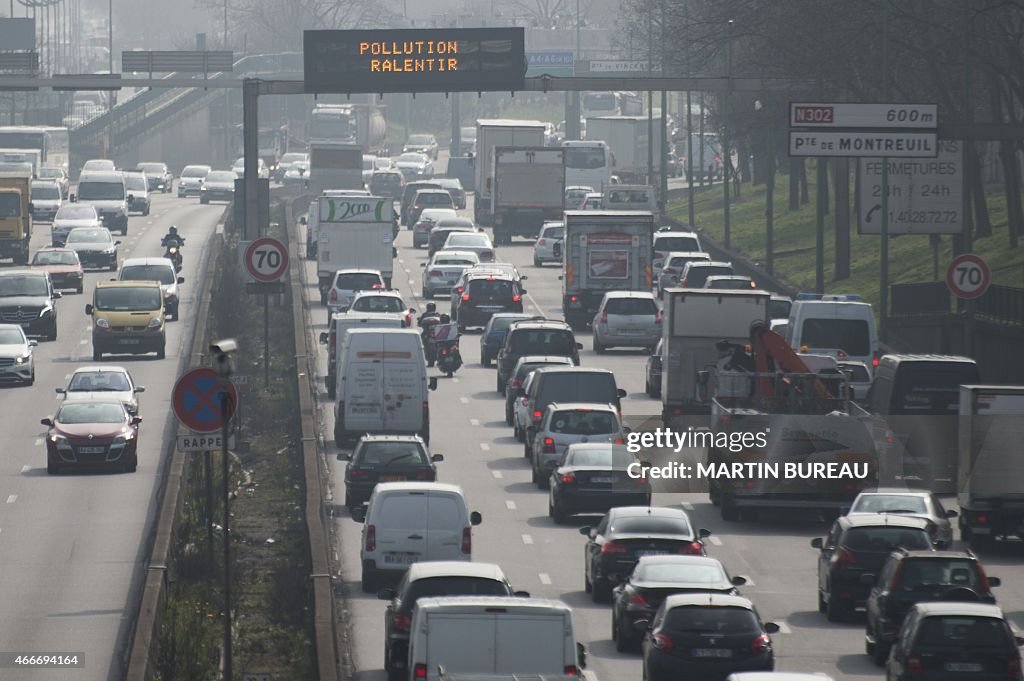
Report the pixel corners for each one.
[481,313,538,368]
[135,162,174,193]
[886,603,1022,681]
[340,435,443,511]
[580,506,711,602]
[369,170,404,200]
[427,225,475,258]
[455,273,525,331]
[496,320,581,393]
[645,339,663,398]
[399,180,442,226]
[504,354,573,425]
[377,561,526,681]
[0,270,60,340]
[549,442,651,524]
[865,549,1000,666]
[637,594,779,681]
[65,226,119,271]
[612,555,746,652]
[812,514,933,622]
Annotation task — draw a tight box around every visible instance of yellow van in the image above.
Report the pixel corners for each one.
[86,280,166,360]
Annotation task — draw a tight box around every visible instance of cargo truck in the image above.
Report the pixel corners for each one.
[309,141,364,194]
[473,119,546,226]
[316,195,395,295]
[660,289,771,421]
[309,102,387,154]
[490,146,565,244]
[0,172,33,264]
[585,115,661,184]
[957,385,1024,550]
[561,210,655,329]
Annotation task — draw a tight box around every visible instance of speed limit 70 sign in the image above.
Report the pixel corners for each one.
[946,253,991,300]
[242,237,289,283]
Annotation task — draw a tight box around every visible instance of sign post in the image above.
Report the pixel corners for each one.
[946,253,990,358]
[242,237,288,387]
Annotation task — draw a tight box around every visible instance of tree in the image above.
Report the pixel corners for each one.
[225,0,400,52]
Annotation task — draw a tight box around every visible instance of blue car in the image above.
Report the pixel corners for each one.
[479,313,540,367]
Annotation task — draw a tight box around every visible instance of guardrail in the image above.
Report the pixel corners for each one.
[975,284,1024,326]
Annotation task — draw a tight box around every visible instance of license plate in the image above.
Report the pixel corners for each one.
[119,338,141,345]
[351,406,378,414]
[590,476,614,483]
[619,329,646,335]
[383,553,417,565]
[692,649,732,658]
[945,663,983,673]
[78,446,105,454]
[379,475,406,482]
[636,550,669,557]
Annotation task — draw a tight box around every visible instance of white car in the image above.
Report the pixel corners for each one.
[528,402,626,487]
[56,366,145,415]
[0,323,36,385]
[348,290,414,327]
[395,152,434,180]
[177,164,212,197]
[533,221,564,266]
[837,360,872,403]
[231,156,269,179]
[421,250,479,298]
[327,269,385,316]
[51,204,102,247]
[440,232,495,263]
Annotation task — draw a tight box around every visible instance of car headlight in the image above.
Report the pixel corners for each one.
[103,246,117,254]
[38,305,53,318]
[147,317,162,328]
[15,352,30,364]
[201,186,208,191]
[50,433,72,450]
[95,318,110,329]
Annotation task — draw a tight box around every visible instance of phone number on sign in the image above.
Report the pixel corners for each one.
[0,653,84,668]
[890,210,959,224]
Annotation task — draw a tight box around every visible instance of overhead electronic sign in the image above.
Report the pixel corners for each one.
[303,28,526,94]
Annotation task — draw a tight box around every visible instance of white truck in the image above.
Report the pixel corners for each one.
[309,141,363,194]
[473,119,546,226]
[490,146,565,245]
[563,140,612,193]
[561,210,655,329]
[957,385,1024,550]
[661,289,771,422]
[585,115,661,184]
[316,195,395,294]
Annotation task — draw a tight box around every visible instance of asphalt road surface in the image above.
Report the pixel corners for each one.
[0,190,226,681]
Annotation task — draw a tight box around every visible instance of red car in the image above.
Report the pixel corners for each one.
[42,400,141,474]
[30,248,84,294]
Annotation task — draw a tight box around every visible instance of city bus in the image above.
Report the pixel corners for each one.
[0,126,69,172]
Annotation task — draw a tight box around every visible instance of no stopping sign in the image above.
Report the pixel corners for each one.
[946,253,990,300]
[244,237,289,282]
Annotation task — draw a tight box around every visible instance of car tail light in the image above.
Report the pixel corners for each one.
[563,666,579,677]
[512,294,521,303]
[414,469,435,480]
[510,378,522,389]
[538,238,546,245]
[1007,656,1021,680]
[391,613,412,632]
[455,286,463,295]
[414,663,427,680]
[349,468,368,479]
[652,632,673,651]
[366,525,376,552]
[977,561,993,591]
[679,541,704,555]
[462,293,470,301]
[600,541,627,555]
[329,288,337,302]
[655,310,663,324]
[629,592,648,607]
[833,547,856,567]
[751,633,771,655]
[906,654,922,675]
[569,295,578,302]
[599,311,608,324]
[614,438,624,445]
[560,472,575,484]
[440,347,448,356]
[428,269,442,279]
[461,527,472,554]
[532,410,543,423]
[873,352,881,367]
[542,437,556,454]
[977,514,989,524]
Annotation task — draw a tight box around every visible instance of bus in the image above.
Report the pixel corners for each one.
[581,91,643,119]
[309,104,356,143]
[562,140,613,192]
[0,126,69,173]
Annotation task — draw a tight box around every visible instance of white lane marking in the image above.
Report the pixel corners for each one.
[459,397,469,404]
[79,339,87,345]
[539,573,552,585]
[398,259,405,264]
[776,621,791,634]
[82,324,90,330]
[681,501,694,510]
[20,465,30,473]
[505,500,516,510]
[34,438,42,446]
[470,418,480,426]
[521,534,533,545]
[491,471,502,481]
[404,269,411,274]
[480,443,491,452]
[524,291,545,317]
[709,536,723,546]
[451,377,460,384]
[6,495,16,504]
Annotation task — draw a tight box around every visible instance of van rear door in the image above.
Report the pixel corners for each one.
[423,492,465,561]
[495,613,570,674]
[376,492,428,567]
[425,613,497,678]
[342,335,385,433]
[382,333,424,434]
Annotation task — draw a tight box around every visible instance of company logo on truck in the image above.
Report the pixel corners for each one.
[322,198,389,222]
[580,232,638,246]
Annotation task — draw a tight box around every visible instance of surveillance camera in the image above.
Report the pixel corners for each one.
[210,338,238,355]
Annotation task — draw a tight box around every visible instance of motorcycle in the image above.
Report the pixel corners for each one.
[420,315,441,366]
[163,239,183,271]
[433,323,462,377]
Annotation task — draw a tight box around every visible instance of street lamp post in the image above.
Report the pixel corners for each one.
[723,19,733,249]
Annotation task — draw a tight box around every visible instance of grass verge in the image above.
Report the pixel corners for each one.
[667,170,1024,309]
[155,205,314,681]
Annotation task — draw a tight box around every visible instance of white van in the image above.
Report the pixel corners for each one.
[408,596,586,681]
[354,482,482,591]
[335,328,435,446]
[320,311,404,399]
[787,294,878,368]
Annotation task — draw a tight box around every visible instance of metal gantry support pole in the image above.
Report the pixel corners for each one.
[243,78,259,242]
[220,390,233,681]
[723,19,734,249]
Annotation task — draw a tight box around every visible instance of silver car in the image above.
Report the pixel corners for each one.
[421,250,479,298]
[56,365,145,415]
[122,172,151,216]
[846,488,957,548]
[177,164,211,197]
[51,204,102,247]
[327,269,385,316]
[0,323,36,385]
[200,170,237,203]
[529,402,626,487]
[440,232,495,263]
[533,221,564,266]
[592,291,661,353]
[658,251,711,295]
[837,360,872,403]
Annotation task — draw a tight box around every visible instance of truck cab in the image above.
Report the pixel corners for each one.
[0,171,33,264]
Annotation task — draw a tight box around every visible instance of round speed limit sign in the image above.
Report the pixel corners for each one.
[946,253,990,300]
[244,237,289,283]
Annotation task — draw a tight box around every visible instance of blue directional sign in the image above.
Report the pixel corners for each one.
[526,51,574,77]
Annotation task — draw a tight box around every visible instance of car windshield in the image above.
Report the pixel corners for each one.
[120,265,175,285]
[899,559,985,590]
[32,183,60,199]
[0,193,20,217]
[0,274,47,297]
[892,363,980,416]
[83,161,113,171]
[567,447,634,468]
[207,171,236,182]
[447,234,488,247]
[839,363,871,382]
[420,210,458,222]
[38,168,63,179]
[351,296,404,313]
[490,316,530,335]
[68,371,131,391]
[841,527,931,552]
[516,361,567,379]
[801,319,870,357]
[664,606,759,634]
[181,167,208,177]
[55,205,96,220]
[667,256,708,270]
[335,273,382,291]
[566,190,589,203]
[708,277,755,290]
[371,174,401,186]
[232,159,245,169]
[541,226,564,240]
[605,297,657,316]
[354,441,428,466]
[636,562,727,584]
[77,180,125,201]
[137,163,164,174]
[655,236,700,252]
[0,327,25,344]
[511,330,575,354]
[57,402,126,424]
[67,228,110,244]
[550,410,617,435]
[280,153,306,164]
[402,577,508,612]
[94,287,160,311]
[123,175,146,190]
[851,494,928,514]
[419,193,452,206]
[768,299,792,319]
[399,153,426,163]
[32,250,77,266]
[408,135,433,145]
[363,157,376,170]
[565,148,606,169]
[916,616,1011,648]
[611,515,692,536]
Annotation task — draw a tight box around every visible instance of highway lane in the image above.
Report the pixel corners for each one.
[298,186,1024,681]
[0,192,226,681]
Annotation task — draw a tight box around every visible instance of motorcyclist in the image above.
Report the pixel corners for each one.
[418,302,441,328]
[434,314,462,375]
[419,303,442,366]
[160,225,185,248]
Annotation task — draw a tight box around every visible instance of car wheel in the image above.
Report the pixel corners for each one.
[817,590,827,614]
[531,465,540,486]
[109,261,117,272]
[143,207,150,216]
[872,640,889,667]
[533,257,542,267]
[524,441,531,460]
[92,347,102,361]
[550,497,569,525]
[826,595,847,622]
[157,344,166,360]
[47,462,59,474]
[47,321,57,341]
[481,353,491,367]
[645,378,653,397]
[496,374,504,393]
[615,618,633,653]
[592,577,612,603]
[76,283,83,294]
[124,456,138,473]
[121,225,128,236]
[26,370,34,386]
[515,422,524,443]
[505,402,514,426]
[593,335,605,354]
[584,571,592,593]
[361,568,378,594]
[200,197,209,204]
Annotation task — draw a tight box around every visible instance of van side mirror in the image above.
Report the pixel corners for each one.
[513,590,531,598]
[988,576,1001,587]
[53,291,63,299]
[763,622,780,634]
[41,417,53,426]
[731,576,747,586]
[698,528,711,538]
[428,377,438,391]
[114,240,122,246]
[431,454,444,462]
[177,277,185,284]
[377,587,396,600]
[351,507,366,523]
[28,339,38,347]
[576,642,586,669]
[579,526,593,537]
[810,537,824,549]
[85,303,93,315]
[339,452,351,461]
[470,511,482,526]
[55,387,66,394]
[299,216,308,225]
[135,386,146,393]
[127,194,135,203]
[132,416,143,425]
[617,388,627,398]
[319,332,328,345]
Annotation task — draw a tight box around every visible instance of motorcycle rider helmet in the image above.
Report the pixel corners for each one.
[168,225,178,235]
[425,302,437,314]
[439,314,450,324]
